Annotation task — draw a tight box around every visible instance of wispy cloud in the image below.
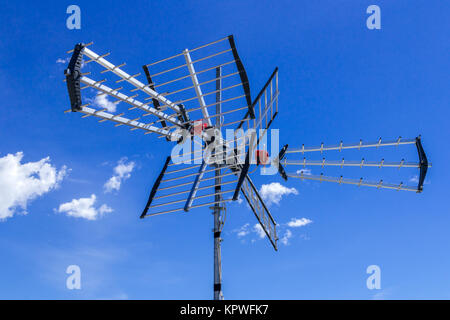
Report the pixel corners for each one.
[232,223,266,240]
[280,229,292,245]
[0,152,67,220]
[56,57,70,64]
[233,217,312,246]
[287,217,312,228]
[234,223,250,238]
[296,168,312,175]
[104,158,135,193]
[253,223,266,239]
[56,194,112,220]
[92,93,119,113]
[409,174,430,185]
[259,182,298,205]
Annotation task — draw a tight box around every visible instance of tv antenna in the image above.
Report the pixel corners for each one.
[63,35,430,300]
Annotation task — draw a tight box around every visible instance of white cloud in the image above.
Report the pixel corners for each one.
[104,158,135,193]
[232,223,266,240]
[234,216,312,246]
[409,174,430,185]
[56,57,70,64]
[93,93,119,113]
[99,204,113,215]
[234,223,250,238]
[296,168,312,175]
[0,152,67,220]
[259,182,298,205]
[280,229,292,246]
[253,223,266,239]
[57,194,112,220]
[287,217,312,228]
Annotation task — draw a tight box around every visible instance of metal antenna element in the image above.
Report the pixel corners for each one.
[278,136,431,193]
[213,66,224,300]
[63,35,430,300]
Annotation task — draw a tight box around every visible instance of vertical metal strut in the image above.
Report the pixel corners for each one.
[213,66,224,300]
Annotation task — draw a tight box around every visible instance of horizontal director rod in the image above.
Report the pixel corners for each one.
[162,162,241,183]
[162,71,240,98]
[160,105,248,131]
[143,198,234,217]
[149,92,245,124]
[165,164,202,175]
[153,179,238,201]
[80,77,183,127]
[145,36,230,67]
[287,173,417,192]
[287,137,416,154]
[152,83,245,113]
[182,93,246,114]
[149,49,232,78]
[157,171,238,192]
[71,106,176,138]
[153,60,236,89]
[81,47,182,114]
[283,159,421,169]
[150,189,234,209]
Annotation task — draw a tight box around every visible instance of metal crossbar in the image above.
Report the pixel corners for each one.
[287,137,416,154]
[282,159,420,169]
[287,172,418,192]
[82,47,182,113]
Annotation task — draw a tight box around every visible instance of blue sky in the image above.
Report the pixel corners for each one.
[0,0,449,299]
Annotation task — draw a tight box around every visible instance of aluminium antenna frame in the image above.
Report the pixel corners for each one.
[63,34,431,300]
[64,35,280,300]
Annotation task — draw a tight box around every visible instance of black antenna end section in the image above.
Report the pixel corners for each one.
[415,136,429,193]
[178,104,191,129]
[276,144,289,181]
[140,156,172,219]
[278,164,288,181]
[228,35,253,119]
[233,152,251,200]
[278,144,289,161]
[142,65,171,131]
[65,43,85,112]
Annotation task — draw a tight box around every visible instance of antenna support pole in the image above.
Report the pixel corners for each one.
[213,66,224,300]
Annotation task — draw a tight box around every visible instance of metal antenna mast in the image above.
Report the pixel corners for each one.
[213,66,224,300]
[63,35,431,299]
